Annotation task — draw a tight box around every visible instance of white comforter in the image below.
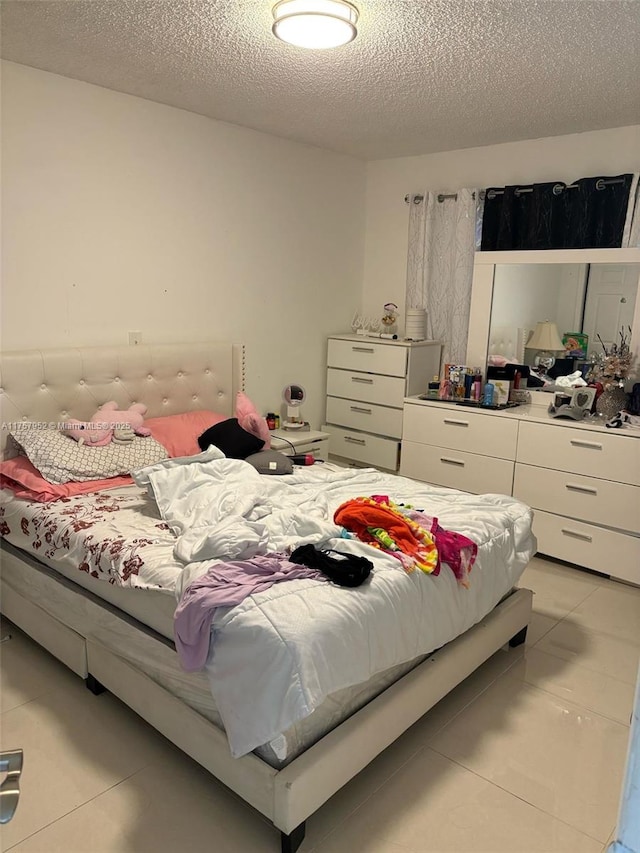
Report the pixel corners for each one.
[135,452,536,758]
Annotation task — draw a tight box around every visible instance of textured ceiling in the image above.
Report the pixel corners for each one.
[1,0,639,160]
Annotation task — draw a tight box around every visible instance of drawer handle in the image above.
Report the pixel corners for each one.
[351,346,375,353]
[561,528,593,543]
[565,483,598,495]
[345,436,366,445]
[570,439,603,450]
[443,418,469,427]
[440,456,465,466]
[350,406,372,414]
[351,377,374,384]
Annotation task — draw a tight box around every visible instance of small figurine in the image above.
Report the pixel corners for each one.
[381,302,398,335]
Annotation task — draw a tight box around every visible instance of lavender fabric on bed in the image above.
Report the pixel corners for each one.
[174,553,324,671]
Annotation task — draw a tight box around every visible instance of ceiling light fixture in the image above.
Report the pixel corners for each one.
[272,0,359,49]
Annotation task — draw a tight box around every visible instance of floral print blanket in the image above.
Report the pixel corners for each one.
[0,486,182,592]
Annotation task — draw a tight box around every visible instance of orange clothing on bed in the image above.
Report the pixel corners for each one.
[334,496,438,574]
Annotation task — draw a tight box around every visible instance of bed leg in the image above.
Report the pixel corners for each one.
[509,626,528,648]
[85,674,106,695]
[281,822,306,853]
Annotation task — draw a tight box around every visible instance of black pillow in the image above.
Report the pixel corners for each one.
[197,418,264,459]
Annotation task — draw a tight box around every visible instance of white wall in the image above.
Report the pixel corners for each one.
[4,61,639,425]
[1,61,366,428]
[490,263,587,351]
[491,265,564,334]
[362,126,640,331]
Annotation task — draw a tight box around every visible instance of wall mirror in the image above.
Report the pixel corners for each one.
[466,249,640,386]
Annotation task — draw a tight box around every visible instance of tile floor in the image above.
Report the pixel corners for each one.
[1,556,638,853]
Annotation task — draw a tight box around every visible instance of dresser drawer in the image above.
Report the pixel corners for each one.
[517,420,640,486]
[327,368,406,408]
[514,463,640,533]
[326,396,403,439]
[402,403,518,460]
[533,510,640,585]
[400,440,515,495]
[328,338,407,377]
[271,436,329,461]
[324,425,399,470]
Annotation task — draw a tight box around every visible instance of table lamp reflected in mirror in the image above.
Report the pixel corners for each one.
[526,321,565,371]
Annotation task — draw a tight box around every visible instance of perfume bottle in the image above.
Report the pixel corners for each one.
[482,383,495,407]
[464,371,474,399]
[472,368,483,402]
[427,376,440,398]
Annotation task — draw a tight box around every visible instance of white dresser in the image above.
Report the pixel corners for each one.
[323,335,442,471]
[401,397,640,585]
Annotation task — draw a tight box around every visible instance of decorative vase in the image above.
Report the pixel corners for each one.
[595,386,628,420]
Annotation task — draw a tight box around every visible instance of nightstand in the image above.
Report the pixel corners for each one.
[269,429,330,461]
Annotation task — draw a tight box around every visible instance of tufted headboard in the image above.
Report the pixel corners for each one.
[0,341,245,459]
[488,327,530,364]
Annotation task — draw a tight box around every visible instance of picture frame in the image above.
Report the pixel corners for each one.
[548,386,596,420]
[562,332,589,359]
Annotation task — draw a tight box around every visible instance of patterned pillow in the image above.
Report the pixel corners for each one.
[10,427,168,485]
[0,455,133,502]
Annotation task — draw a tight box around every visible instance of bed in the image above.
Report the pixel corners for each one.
[0,342,534,852]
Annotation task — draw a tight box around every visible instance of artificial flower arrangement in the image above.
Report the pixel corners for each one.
[381,302,398,331]
[587,328,635,390]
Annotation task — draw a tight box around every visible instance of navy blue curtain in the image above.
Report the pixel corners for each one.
[480,174,634,250]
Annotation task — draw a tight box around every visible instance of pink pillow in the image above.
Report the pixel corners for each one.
[0,456,132,503]
[236,392,271,449]
[145,410,227,458]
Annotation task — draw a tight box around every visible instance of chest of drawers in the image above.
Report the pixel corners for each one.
[401,398,640,584]
[323,335,442,471]
[402,402,519,495]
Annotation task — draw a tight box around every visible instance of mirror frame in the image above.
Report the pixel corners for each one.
[466,248,640,377]
[283,384,306,406]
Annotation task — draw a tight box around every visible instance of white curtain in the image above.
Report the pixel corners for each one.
[405,188,479,365]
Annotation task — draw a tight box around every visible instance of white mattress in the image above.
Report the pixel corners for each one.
[21,545,177,636]
[0,538,429,767]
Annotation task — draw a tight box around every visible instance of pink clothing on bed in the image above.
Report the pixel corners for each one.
[403,508,477,587]
[174,554,323,671]
[0,455,133,502]
[364,496,477,587]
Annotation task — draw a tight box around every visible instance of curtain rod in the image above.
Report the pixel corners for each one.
[404,192,475,204]
[405,177,625,204]
[485,178,625,200]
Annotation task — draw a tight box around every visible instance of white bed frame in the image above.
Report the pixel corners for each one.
[0,342,532,853]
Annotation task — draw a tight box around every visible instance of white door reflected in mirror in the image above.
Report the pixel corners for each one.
[582,264,638,353]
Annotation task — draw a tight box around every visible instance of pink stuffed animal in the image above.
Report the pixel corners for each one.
[62,402,151,447]
[235,391,271,448]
